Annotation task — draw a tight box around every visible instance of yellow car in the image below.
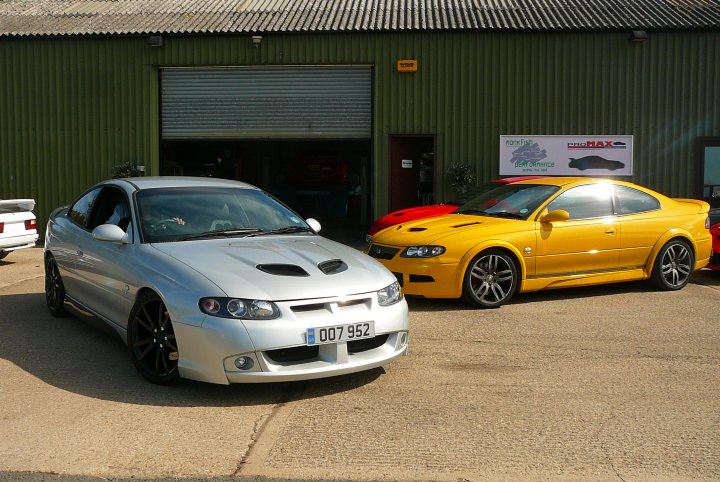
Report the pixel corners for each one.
[366,178,712,308]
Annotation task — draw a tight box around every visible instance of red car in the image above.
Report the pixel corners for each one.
[709,222,720,270]
[368,176,543,236]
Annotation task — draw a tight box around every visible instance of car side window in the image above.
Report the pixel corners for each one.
[68,188,102,229]
[614,185,660,215]
[88,187,132,232]
[546,184,614,220]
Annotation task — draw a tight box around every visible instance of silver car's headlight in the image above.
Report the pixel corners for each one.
[377,282,403,306]
[199,297,280,320]
[401,245,445,258]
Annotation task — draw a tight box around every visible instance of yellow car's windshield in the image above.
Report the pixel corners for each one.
[456,184,559,220]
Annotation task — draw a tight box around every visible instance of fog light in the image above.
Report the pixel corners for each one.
[400,332,408,346]
[234,356,254,370]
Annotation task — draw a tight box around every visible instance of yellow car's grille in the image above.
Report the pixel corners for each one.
[368,244,400,260]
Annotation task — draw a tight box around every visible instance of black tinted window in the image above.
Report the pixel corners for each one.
[614,186,660,215]
[547,184,614,220]
[69,188,101,228]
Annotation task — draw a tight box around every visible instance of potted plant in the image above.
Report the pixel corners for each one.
[446,164,475,195]
[110,162,145,179]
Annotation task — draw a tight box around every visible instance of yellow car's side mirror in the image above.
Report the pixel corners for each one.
[540,209,570,223]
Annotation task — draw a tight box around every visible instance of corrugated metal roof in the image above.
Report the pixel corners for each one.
[0,0,718,37]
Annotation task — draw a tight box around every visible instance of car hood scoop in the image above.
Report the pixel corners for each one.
[374,215,516,245]
[151,237,393,300]
[318,259,348,274]
[451,222,482,228]
[256,264,309,277]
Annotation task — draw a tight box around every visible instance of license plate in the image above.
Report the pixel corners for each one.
[306,321,375,346]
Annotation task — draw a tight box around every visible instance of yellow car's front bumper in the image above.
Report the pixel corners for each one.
[367,245,464,298]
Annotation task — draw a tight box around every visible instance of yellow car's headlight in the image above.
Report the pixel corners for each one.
[401,245,446,258]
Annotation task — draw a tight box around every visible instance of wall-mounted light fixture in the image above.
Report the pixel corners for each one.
[252,36,262,48]
[630,30,648,43]
[147,35,164,47]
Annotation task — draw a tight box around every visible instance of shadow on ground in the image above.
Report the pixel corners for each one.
[407,270,720,312]
[0,473,327,482]
[0,290,383,408]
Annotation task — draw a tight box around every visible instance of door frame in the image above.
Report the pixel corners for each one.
[387,134,437,212]
[695,136,720,207]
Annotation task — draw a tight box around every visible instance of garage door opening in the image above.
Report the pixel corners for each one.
[161,139,372,226]
[159,66,373,244]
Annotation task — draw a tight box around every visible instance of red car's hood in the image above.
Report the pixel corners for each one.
[369,204,457,235]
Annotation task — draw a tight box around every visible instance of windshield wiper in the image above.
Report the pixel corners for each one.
[180,228,264,241]
[483,211,524,219]
[457,209,523,219]
[457,208,487,215]
[246,226,313,237]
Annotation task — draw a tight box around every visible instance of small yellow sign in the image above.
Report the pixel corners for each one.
[396,59,418,72]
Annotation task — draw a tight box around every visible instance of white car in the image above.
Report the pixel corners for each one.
[0,199,39,260]
[44,177,409,385]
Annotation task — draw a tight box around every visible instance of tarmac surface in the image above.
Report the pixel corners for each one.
[1,247,719,481]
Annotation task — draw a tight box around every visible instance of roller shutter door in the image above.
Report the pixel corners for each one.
[161,66,372,139]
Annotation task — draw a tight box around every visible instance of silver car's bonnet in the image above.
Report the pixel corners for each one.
[151,235,394,300]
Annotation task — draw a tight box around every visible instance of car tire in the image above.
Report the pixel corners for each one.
[45,254,68,317]
[0,251,8,260]
[651,239,694,291]
[462,250,518,308]
[127,291,180,385]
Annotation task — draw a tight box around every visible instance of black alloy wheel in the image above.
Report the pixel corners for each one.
[462,250,518,308]
[128,291,180,384]
[652,239,694,291]
[45,254,68,317]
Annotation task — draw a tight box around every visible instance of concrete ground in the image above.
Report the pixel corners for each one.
[1,247,719,481]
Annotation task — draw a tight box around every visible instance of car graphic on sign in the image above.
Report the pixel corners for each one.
[569,156,626,171]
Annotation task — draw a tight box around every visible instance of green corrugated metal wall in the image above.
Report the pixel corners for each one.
[1,31,719,229]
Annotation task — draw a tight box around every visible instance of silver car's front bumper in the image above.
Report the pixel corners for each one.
[173,293,409,384]
[225,331,408,383]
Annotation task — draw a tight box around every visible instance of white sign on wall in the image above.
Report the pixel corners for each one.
[499,135,633,176]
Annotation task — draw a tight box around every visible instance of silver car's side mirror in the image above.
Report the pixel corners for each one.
[306,218,322,233]
[93,224,130,244]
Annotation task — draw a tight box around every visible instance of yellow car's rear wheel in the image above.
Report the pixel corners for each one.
[462,250,517,308]
[651,239,694,290]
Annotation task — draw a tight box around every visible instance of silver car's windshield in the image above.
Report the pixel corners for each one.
[136,187,310,243]
[456,184,560,220]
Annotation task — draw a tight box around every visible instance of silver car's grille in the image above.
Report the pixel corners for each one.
[266,345,319,362]
[290,298,371,317]
[348,334,389,353]
[367,244,400,260]
[265,334,390,362]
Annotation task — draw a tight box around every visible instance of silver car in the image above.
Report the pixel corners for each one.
[44,177,408,385]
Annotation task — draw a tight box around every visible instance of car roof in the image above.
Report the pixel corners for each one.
[513,176,614,186]
[110,176,260,191]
